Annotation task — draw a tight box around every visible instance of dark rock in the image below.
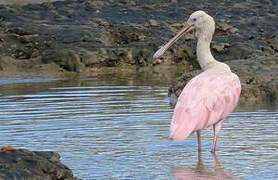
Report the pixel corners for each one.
[49,49,85,73]
[168,56,278,106]
[0,0,276,71]
[0,0,277,102]
[0,147,79,180]
[227,56,278,103]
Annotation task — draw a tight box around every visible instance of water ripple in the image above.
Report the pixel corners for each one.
[0,83,277,179]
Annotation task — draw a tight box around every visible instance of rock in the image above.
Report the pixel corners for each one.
[0,146,79,180]
[227,56,278,103]
[0,0,276,103]
[168,56,278,106]
[0,0,276,73]
[149,19,158,26]
[42,49,85,73]
[216,20,238,35]
[212,43,230,52]
[0,0,51,6]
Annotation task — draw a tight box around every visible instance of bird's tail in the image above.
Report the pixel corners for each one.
[169,107,195,141]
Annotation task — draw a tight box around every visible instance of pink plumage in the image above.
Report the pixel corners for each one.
[170,71,241,141]
[153,10,242,152]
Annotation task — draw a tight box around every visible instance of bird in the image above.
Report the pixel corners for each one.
[153,10,241,153]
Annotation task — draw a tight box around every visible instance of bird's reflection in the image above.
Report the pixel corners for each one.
[173,152,239,180]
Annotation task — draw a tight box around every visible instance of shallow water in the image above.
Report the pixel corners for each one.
[0,75,277,179]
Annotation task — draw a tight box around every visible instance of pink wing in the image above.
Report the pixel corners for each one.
[169,71,241,141]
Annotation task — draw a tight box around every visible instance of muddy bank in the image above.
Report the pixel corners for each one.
[0,0,277,102]
[0,146,79,180]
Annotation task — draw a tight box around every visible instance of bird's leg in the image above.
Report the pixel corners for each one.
[211,120,223,153]
[211,126,217,153]
[197,130,201,152]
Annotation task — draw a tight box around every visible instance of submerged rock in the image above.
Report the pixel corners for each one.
[0,147,79,180]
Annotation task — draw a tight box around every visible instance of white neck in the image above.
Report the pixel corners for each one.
[196,32,218,71]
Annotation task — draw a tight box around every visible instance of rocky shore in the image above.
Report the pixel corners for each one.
[0,0,277,103]
[0,146,79,180]
[0,0,277,178]
[169,56,278,105]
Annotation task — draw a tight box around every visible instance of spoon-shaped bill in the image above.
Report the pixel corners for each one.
[153,24,193,59]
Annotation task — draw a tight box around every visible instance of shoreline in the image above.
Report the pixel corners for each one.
[0,0,277,103]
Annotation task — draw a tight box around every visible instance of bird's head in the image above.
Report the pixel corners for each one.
[153,10,215,59]
[187,10,215,39]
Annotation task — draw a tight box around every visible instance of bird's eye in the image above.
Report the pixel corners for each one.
[193,18,197,22]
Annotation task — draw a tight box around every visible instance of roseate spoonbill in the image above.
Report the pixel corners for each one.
[153,11,241,152]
